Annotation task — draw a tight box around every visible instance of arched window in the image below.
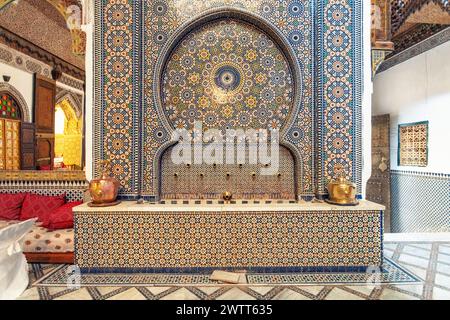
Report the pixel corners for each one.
[0,92,22,170]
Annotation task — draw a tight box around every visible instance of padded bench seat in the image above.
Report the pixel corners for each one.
[0,219,74,254]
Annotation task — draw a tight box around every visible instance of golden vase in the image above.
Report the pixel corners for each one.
[326,176,358,206]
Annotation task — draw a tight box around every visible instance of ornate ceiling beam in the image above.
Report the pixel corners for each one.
[0,26,85,80]
[391,0,450,36]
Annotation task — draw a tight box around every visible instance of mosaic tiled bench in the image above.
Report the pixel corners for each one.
[74,201,384,273]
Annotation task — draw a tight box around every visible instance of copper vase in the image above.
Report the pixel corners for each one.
[89,160,120,204]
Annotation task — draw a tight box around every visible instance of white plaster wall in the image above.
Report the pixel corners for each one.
[82,23,93,180]
[0,61,34,122]
[82,21,94,180]
[361,0,373,198]
[373,40,450,174]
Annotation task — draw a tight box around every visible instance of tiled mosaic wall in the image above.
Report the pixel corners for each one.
[75,209,383,272]
[161,146,297,199]
[94,0,363,199]
[391,170,450,233]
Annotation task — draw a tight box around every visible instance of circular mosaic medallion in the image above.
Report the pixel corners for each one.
[214,65,242,91]
[162,19,295,130]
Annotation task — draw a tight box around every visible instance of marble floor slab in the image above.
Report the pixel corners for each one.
[17,241,450,300]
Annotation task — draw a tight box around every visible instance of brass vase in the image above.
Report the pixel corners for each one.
[326,176,358,206]
[89,160,120,206]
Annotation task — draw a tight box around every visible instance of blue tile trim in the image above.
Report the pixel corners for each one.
[354,0,363,196]
[74,214,79,265]
[93,1,104,178]
[117,195,141,201]
[80,265,378,274]
[313,0,325,194]
[131,0,141,195]
[380,210,384,263]
[391,170,450,178]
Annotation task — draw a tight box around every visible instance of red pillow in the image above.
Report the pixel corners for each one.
[43,201,82,230]
[0,193,26,220]
[20,193,66,223]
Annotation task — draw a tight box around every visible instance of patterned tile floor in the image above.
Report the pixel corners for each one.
[18,241,450,300]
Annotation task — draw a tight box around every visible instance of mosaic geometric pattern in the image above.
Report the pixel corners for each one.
[22,242,450,300]
[160,145,297,199]
[74,209,383,271]
[96,0,139,197]
[391,171,450,233]
[316,0,361,193]
[95,0,363,199]
[398,121,428,167]
[142,0,314,198]
[33,258,419,287]
[163,19,294,131]
[0,180,86,202]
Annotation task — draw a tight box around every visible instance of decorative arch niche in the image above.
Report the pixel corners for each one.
[146,7,310,200]
[54,97,83,169]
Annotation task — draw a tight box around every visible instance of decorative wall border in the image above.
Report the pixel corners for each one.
[0,42,85,94]
[378,27,450,74]
[0,170,87,181]
[391,170,450,179]
[58,74,85,92]
[315,0,363,195]
[0,179,87,203]
[0,42,52,78]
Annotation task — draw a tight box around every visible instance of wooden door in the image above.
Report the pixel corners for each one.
[366,114,391,232]
[21,122,36,170]
[34,75,56,169]
[0,119,21,170]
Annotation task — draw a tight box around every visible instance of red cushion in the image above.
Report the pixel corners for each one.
[0,193,26,220]
[20,193,66,223]
[43,201,82,230]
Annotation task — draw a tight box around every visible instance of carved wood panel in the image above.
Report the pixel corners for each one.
[34,75,56,169]
[366,114,391,232]
[21,122,36,170]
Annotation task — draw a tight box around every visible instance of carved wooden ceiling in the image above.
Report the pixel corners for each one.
[0,0,85,63]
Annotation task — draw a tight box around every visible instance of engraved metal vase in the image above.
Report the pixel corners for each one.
[89,160,120,205]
